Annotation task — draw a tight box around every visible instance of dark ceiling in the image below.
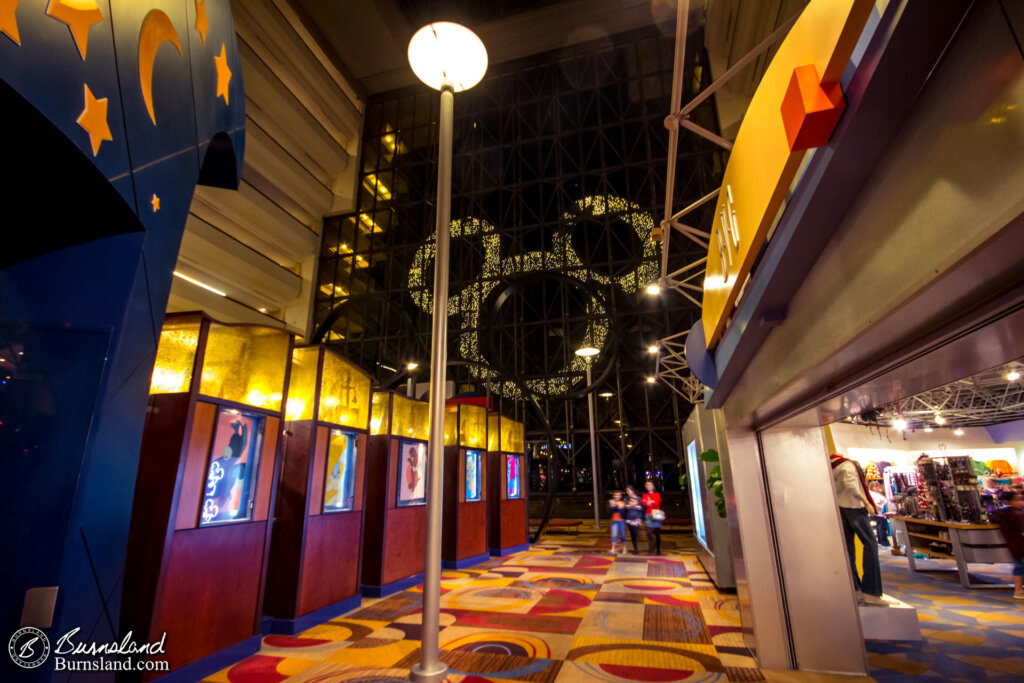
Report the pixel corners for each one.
[393,0,565,26]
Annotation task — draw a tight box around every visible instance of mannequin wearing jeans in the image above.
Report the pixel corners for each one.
[830,454,886,607]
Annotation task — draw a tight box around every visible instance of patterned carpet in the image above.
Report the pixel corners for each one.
[204,529,762,682]
[201,533,1024,682]
[866,554,1024,681]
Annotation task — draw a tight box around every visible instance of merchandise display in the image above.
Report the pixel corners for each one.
[487,413,529,556]
[442,402,490,567]
[361,391,431,596]
[264,346,372,631]
[123,314,292,672]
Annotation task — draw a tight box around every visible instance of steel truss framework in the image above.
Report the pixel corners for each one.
[655,0,800,403]
[848,361,1024,431]
[313,26,724,495]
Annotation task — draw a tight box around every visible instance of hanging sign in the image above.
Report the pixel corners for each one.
[701,0,875,349]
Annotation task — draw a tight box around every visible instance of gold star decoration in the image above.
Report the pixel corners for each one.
[76,84,112,156]
[0,0,21,45]
[151,194,160,212]
[214,43,231,105]
[46,0,104,60]
[194,0,208,44]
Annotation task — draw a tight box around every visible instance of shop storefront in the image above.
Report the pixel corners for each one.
[684,0,1024,674]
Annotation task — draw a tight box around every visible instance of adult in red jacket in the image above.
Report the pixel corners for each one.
[642,480,662,555]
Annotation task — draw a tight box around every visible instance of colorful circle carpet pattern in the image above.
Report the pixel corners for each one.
[204,531,761,682]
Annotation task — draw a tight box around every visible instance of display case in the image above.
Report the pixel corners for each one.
[263,346,372,633]
[486,414,529,556]
[361,391,431,596]
[442,402,490,568]
[122,313,293,674]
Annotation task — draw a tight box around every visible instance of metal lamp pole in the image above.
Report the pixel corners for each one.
[412,83,454,683]
[407,23,486,682]
[585,361,601,529]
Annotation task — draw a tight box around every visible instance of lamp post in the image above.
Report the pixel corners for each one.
[575,346,601,529]
[407,22,487,683]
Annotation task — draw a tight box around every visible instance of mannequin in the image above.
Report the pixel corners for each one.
[830,454,887,607]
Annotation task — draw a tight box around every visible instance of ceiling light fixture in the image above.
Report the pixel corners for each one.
[934,414,946,425]
[954,428,964,436]
[1008,370,1021,381]
[647,345,658,354]
[645,283,661,296]
[646,376,656,384]
[893,418,907,431]
[598,392,613,398]
[173,271,226,297]
[924,427,933,433]
[407,362,419,371]
[575,346,599,358]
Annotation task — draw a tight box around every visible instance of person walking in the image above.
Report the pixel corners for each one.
[608,491,627,554]
[642,480,663,555]
[625,486,644,554]
[992,489,1024,600]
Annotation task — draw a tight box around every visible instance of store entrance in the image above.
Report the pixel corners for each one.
[825,356,1024,677]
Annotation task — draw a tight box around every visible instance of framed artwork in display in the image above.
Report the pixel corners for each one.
[200,408,265,526]
[506,454,521,500]
[397,440,427,507]
[465,450,482,502]
[323,429,357,512]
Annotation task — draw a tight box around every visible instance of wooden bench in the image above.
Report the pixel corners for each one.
[530,518,584,535]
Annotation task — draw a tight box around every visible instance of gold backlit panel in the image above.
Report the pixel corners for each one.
[320,351,371,429]
[502,416,525,453]
[370,392,389,435]
[391,393,429,441]
[488,414,500,452]
[150,322,200,394]
[459,404,487,449]
[199,324,291,411]
[286,347,319,421]
[444,405,459,446]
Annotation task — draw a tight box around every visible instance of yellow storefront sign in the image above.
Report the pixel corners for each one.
[701,0,875,348]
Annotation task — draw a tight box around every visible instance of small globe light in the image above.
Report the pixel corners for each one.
[646,283,661,296]
[1008,370,1021,381]
[408,22,488,92]
[575,346,600,358]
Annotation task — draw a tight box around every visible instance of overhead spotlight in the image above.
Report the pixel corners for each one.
[575,346,600,358]
[954,428,964,436]
[934,414,946,425]
[893,418,907,431]
[647,345,659,354]
[1008,370,1021,381]
[598,392,614,398]
[406,362,419,371]
[645,283,661,296]
[924,427,934,433]
[646,376,656,384]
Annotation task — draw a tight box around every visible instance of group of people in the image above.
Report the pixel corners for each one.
[607,480,664,555]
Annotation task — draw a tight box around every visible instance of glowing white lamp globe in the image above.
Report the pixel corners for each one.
[408,22,488,92]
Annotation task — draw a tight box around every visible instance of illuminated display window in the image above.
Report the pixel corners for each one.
[200,408,264,526]
[506,454,522,500]
[465,450,482,502]
[150,321,200,394]
[323,429,357,513]
[396,439,427,507]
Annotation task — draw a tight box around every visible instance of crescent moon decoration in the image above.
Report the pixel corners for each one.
[138,9,182,125]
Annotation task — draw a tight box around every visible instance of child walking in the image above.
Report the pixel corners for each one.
[608,491,627,554]
[625,486,644,554]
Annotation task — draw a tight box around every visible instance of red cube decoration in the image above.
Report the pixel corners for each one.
[780,64,846,151]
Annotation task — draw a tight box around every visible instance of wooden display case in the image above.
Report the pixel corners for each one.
[122,313,293,677]
[442,402,490,568]
[486,414,529,556]
[361,391,431,596]
[263,346,372,633]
